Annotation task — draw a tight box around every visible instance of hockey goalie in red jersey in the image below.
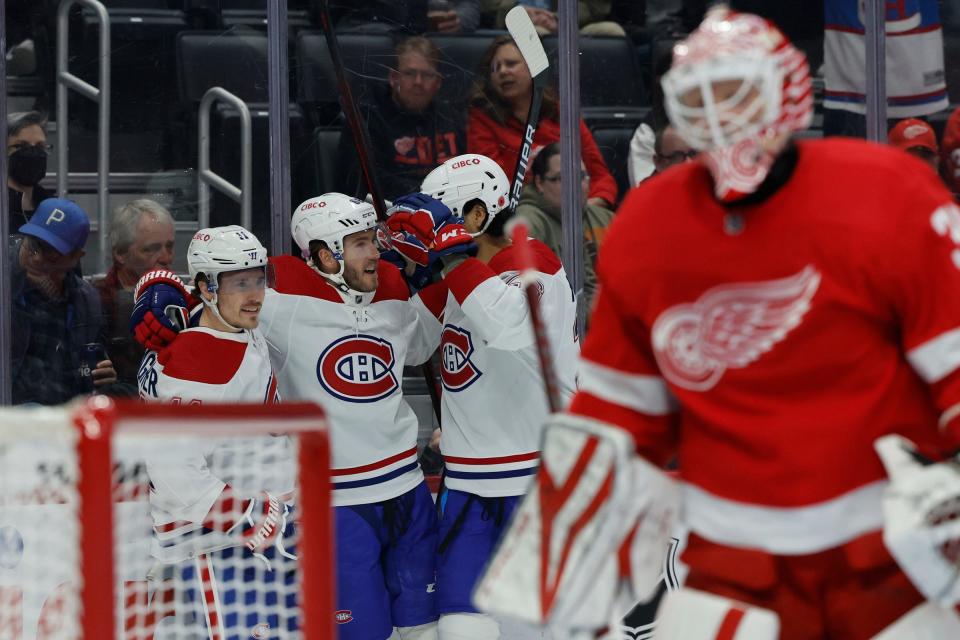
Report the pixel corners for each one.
[475,5,960,638]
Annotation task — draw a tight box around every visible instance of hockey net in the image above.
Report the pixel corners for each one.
[0,397,332,639]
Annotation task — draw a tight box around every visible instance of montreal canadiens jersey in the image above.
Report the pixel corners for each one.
[258,257,437,507]
[412,242,579,497]
[571,139,960,556]
[137,327,291,562]
[824,0,947,117]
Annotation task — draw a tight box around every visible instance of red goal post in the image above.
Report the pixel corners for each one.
[0,397,333,639]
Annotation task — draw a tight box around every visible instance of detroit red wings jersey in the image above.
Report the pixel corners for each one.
[259,257,438,507]
[412,242,580,497]
[571,138,960,555]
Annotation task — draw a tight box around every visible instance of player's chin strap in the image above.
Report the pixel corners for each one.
[202,290,244,333]
[305,254,375,307]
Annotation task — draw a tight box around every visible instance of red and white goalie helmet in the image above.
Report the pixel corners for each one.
[661,5,813,200]
[421,154,509,234]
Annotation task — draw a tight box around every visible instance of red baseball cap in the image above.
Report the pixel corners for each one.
[889,118,938,154]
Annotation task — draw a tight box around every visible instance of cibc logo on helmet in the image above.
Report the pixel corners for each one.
[451,158,481,170]
[301,200,327,210]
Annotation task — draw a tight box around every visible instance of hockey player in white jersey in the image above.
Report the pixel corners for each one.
[134,225,296,639]
[256,193,450,640]
[381,154,579,639]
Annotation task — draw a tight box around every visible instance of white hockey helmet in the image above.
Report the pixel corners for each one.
[421,154,509,234]
[188,225,270,331]
[188,224,268,291]
[291,193,379,292]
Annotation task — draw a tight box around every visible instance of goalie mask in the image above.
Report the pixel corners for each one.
[661,5,813,201]
[188,225,272,331]
[421,154,509,235]
[291,193,380,300]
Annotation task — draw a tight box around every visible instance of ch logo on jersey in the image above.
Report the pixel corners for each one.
[317,335,399,402]
[651,266,821,391]
[441,325,482,391]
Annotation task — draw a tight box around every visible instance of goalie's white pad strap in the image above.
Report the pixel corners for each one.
[654,588,779,640]
[871,602,960,639]
[473,414,679,629]
[874,435,960,607]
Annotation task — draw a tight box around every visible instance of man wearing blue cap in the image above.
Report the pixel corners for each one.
[12,197,116,404]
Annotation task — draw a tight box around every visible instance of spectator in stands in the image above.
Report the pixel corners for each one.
[629,123,696,185]
[468,35,618,207]
[7,111,53,235]
[484,0,626,36]
[428,0,482,32]
[515,143,614,308]
[12,198,116,405]
[653,124,697,174]
[340,36,466,201]
[888,118,940,173]
[941,107,960,199]
[93,199,175,392]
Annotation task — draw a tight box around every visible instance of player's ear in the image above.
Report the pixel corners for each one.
[197,279,214,302]
[317,246,339,274]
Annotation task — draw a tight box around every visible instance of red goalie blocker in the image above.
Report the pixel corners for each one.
[20,397,334,639]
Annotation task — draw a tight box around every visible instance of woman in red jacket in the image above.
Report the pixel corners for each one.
[467,35,618,208]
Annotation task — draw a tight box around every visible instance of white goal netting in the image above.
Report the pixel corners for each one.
[0,399,331,640]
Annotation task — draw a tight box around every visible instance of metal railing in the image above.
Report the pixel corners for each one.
[198,87,252,231]
[57,0,111,272]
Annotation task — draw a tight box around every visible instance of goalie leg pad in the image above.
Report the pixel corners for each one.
[473,414,680,630]
[654,588,779,640]
[871,602,960,639]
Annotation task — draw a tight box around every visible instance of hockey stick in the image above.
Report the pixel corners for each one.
[316,0,388,221]
[317,0,443,424]
[508,221,561,412]
[505,6,551,216]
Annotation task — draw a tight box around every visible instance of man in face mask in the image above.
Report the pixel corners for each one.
[7,111,53,235]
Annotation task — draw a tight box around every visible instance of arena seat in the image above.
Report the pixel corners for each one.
[542,34,647,110]
[426,32,504,106]
[67,3,189,171]
[296,31,395,128]
[590,123,640,205]
[177,30,307,240]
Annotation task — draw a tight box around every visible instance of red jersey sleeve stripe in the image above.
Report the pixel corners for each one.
[578,359,678,416]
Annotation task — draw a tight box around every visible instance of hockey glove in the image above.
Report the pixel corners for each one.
[130,270,197,351]
[875,435,960,607]
[388,192,460,242]
[473,413,680,632]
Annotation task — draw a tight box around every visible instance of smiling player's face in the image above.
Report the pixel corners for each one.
[340,230,379,292]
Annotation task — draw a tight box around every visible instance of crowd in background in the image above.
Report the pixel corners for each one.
[4,0,960,407]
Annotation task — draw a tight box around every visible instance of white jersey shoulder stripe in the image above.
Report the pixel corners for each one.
[907,326,960,383]
[578,359,679,416]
